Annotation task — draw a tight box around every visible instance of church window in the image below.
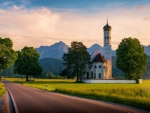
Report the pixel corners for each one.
[99,73,101,78]
[94,73,96,78]
[105,36,106,39]
[99,65,101,68]
[87,72,89,79]
[94,65,97,68]
[91,71,93,79]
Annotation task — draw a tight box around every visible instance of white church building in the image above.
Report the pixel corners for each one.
[83,20,112,80]
[82,20,138,84]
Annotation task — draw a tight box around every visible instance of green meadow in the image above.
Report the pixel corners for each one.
[0,82,6,98]
[4,78,150,110]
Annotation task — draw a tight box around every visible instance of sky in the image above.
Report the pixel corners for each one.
[0,0,150,50]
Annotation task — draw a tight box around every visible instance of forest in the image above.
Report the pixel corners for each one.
[1,56,150,79]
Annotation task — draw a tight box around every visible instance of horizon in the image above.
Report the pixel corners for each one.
[37,41,150,51]
[0,0,150,50]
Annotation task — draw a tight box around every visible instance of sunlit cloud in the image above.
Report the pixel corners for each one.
[0,4,150,50]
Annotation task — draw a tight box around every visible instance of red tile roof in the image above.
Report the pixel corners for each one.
[92,53,107,63]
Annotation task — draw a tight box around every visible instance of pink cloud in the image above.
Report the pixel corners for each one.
[136,6,146,9]
[143,17,150,21]
[0,5,150,50]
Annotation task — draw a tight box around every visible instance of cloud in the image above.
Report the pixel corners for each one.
[0,6,61,49]
[0,4,150,50]
[136,6,146,9]
[143,16,150,21]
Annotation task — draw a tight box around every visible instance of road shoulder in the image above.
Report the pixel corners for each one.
[0,91,10,113]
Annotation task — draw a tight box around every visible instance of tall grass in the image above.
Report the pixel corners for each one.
[55,86,150,110]
[4,78,150,110]
[0,82,6,98]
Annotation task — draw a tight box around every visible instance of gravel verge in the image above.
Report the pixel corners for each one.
[0,91,10,113]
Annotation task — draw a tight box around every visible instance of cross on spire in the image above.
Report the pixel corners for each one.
[107,17,108,25]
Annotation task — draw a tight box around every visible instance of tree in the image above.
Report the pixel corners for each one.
[62,41,92,82]
[45,72,54,79]
[116,37,147,79]
[60,69,70,78]
[14,46,42,81]
[0,37,17,81]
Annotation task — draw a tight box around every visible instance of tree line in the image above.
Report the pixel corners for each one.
[0,37,148,82]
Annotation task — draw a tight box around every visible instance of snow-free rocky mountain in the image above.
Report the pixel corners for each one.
[144,45,150,56]
[87,44,116,56]
[36,41,150,59]
[36,41,69,59]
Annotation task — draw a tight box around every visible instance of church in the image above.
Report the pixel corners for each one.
[83,20,112,80]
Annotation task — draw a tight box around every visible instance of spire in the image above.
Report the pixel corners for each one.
[106,17,108,25]
[103,18,111,31]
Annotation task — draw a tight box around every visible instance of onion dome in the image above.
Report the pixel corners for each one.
[103,19,112,31]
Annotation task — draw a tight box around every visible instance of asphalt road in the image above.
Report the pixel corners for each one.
[3,81,148,113]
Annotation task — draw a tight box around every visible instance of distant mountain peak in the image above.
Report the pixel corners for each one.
[87,43,103,55]
[36,42,150,60]
[36,41,69,59]
[55,41,64,45]
[58,41,63,43]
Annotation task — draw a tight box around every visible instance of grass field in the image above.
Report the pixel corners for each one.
[4,78,150,110]
[0,82,6,98]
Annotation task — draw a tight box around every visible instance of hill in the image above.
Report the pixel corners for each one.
[39,58,64,77]
[1,58,64,78]
[2,57,150,79]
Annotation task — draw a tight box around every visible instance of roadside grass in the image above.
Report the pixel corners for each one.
[0,82,6,98]
[4,78,150,110]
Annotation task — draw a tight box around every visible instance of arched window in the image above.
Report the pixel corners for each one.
[94,73,96,78]
[91,71,93,79]
[99,65,101,68]
[105,36,107,39]
[99,73,101,78]
[87,72,89,79]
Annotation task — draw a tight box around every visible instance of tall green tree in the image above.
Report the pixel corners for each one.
[14,46,42,81]
[116,37,147,79]
[62,41,92,82]
[0,37,17,81]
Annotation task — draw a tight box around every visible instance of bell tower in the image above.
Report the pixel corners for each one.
[103,19,112,79]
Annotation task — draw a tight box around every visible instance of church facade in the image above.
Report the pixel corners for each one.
[83,20,112,79]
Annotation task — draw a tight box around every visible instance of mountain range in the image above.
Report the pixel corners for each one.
[36,41,69,59]
[36,41,150,59]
